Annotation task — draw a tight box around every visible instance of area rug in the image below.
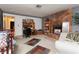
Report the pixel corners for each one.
[25,38,40,46]
[26,45,50,54]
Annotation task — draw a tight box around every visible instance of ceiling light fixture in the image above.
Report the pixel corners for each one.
[36,5,42,8]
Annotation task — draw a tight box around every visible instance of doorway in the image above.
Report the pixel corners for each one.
[3,16,15,31]
[3,16,15,30]
[10,21,14,29]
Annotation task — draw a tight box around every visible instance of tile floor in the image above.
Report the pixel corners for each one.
[15,35,58,54]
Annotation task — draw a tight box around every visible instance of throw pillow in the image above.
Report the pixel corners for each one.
[73,33,79,42]
[66,32,75,41]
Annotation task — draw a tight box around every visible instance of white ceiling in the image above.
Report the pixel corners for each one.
[0,4,78,17]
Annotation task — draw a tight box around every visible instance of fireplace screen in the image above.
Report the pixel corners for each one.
[53,24,62,34]
[54,29,61,35]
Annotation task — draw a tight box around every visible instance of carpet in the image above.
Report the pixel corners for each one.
[25,38,40,46]
[26,45,50,54]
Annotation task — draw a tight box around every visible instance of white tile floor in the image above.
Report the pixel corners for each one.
[15,35,58,54]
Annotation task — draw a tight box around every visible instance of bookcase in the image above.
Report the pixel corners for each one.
[43,18,51,34]
[23,19,35,35]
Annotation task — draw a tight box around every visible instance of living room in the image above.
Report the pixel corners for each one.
[0,4,79,54]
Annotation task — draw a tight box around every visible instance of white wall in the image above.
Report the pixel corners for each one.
[3,13,42,36]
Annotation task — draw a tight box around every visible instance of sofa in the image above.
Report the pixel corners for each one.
[55,32,79,54]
